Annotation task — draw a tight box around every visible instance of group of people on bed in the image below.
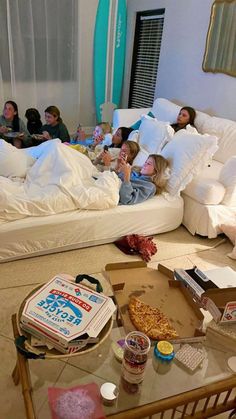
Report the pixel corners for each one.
[0,99,196,206]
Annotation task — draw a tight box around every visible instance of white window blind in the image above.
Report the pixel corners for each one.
[129,10,165,108]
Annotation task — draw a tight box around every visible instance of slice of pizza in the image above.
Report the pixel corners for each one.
[128,297,178,340]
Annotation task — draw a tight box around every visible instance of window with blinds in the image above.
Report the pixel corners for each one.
[128,9,165,108]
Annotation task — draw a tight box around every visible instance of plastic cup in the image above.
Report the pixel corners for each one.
[121,331,151,391]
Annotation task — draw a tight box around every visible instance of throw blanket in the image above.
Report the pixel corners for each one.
[0,140,121,221]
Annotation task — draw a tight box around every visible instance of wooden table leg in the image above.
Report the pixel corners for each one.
[12,313,36,419]
[12,362,20,385]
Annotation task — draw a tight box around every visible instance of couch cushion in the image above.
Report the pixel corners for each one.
[132,148,149,167]
[183,178,225,204]
[160,130,218,196]
[130,111,155,130]
[219,156,236,206]
[131,115,174,167]
[138,114,174,154]
[152,98,181,123]
[193,112,236,164]
[128,130,139,142]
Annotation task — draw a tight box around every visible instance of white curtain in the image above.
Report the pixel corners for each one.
[203,0,236,77]
[0,0,79,132]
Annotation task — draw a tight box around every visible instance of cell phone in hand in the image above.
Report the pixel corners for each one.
[120,151,127,162]
[103,145,109,151]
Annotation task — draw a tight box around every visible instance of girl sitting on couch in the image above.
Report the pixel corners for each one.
[171,106,196,132]
[119,154,170,205]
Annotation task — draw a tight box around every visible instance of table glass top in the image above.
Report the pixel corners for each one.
[29,322,235,418]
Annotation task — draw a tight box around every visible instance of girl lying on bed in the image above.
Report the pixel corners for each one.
[94,140,140,172]
[90,126,134,163]
[119,154,170,205]
[0,140,170,222]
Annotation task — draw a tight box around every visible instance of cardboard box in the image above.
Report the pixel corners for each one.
[174,266,236,324]
[21,275,116,353]
[104,262,204,341]
[206,319,236,354]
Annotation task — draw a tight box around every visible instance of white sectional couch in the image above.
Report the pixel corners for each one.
[113,98,236,238]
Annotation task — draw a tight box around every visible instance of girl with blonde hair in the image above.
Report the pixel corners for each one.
[119,154,170,205]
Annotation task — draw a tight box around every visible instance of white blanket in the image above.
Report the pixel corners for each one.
[0,140,121,221]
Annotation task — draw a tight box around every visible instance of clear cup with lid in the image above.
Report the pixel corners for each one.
[121,331,151,392]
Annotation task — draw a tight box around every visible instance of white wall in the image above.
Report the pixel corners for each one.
[125,0,236,121]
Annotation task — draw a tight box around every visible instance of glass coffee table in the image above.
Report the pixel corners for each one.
[11,310,236,419]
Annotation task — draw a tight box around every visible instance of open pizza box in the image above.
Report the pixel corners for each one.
[174,266,236,324]
[103,261,205,342]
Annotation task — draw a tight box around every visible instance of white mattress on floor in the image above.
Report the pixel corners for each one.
[0,195,183,262]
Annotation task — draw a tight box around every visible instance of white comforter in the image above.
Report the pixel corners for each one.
[0,140,121,221]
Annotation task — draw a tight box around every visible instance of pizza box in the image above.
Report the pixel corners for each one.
[103,262,204,341]
[20,274,116,352]
[174,266,236,324]
[206,319,236,354]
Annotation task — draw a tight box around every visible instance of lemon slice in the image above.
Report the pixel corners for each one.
[157,341,174,355]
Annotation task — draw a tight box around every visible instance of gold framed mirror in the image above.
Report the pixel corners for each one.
[202,0,236,77]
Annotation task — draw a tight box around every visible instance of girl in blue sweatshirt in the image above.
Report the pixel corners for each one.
[119,154,170,205]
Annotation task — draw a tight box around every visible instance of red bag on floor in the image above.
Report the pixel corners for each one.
[114,234,157,262]
[48,382,105,419]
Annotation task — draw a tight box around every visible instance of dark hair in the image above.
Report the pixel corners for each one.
[181,106,196,126]
[171,106,196,132]
[25,108,42,134]
[110,126,134,148]
[44,105,62,123]
[119,127,134,142]
[4,100,20,131]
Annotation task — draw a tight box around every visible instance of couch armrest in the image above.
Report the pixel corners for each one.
[113,107,151,129]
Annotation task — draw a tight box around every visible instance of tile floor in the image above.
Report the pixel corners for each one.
[0,227,235,419]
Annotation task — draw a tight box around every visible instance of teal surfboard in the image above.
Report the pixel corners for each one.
[94,0,127,123]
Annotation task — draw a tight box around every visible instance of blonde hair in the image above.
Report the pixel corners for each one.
[98,122,112,134]
[149,154,170,195]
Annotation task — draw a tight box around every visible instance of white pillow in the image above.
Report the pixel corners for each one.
[138,114,174,154]
[152,98,181,123]
[160,130,218,196]
[183,178,225,205]
[0,139,35,178]
[128,130,139,142]
[132,148,149,167]
[219,156,236,206]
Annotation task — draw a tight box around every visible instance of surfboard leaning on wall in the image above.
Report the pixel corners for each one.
[94,0,127,123]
